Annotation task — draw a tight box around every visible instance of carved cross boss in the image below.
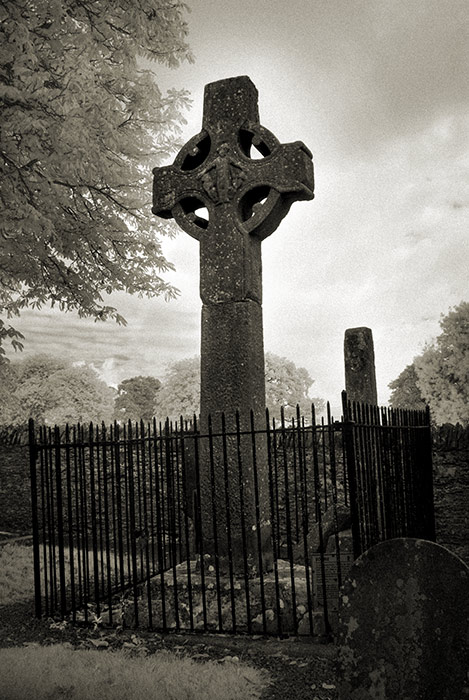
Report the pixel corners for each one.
[152,76,314,306]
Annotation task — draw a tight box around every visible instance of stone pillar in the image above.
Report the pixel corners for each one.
[153,76,314,575]
[199,299,270,574]
[344,327,378,405]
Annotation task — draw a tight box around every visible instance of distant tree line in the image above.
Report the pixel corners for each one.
[153,353,325,423]
[0,355,116,426]
[0,352,324,427]
[3,299,466,428]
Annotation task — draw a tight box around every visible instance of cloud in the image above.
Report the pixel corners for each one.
[6,291,201,384]
[244,0,469,160]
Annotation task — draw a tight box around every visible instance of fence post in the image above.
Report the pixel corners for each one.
[54,425,67,618]
[127,421,139,628]
[423,406,437,541]
[29,418,42,618]
[341,392,362,560]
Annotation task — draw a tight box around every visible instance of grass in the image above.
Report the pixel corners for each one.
[0,644,268,700]
[0,541,122,606]
[0,543,40,605]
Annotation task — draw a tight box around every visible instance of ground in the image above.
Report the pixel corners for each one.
[0,595,338,700]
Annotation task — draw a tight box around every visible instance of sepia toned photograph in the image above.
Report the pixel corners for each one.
[1,1,468,698]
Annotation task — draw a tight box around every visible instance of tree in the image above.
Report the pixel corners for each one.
[154,356,200,422]
[0,360,21,424]
[0,354,68,423]
[413,301,469,426]
[114,375,161,422]
[264,352,325,421]
[153,353,325,422]
[0,1,193,359]
[388,363,426,411]
[0,353,115,425]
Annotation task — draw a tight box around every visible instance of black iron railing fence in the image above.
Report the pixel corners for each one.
[29,394,435,638]
[341,394,436,558]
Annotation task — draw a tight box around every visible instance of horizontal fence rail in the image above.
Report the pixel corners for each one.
[29,396,435,638]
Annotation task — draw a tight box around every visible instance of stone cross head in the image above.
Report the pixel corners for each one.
[152,75,314,304]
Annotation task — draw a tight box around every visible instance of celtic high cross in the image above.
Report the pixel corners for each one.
[153,76,314,572]
[153,75,313,425]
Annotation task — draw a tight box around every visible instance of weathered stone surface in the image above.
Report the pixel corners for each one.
[153,75,314,309]
[119,559,328,637]
[152,76,314,572]
[344,327,378,405]
[200,300,266,424]
[199,299,270,569]
[337,538,469,699]
[309,504,352,554]
[280,504,352,562]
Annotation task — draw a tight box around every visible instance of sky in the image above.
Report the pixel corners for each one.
[10,0,469,416]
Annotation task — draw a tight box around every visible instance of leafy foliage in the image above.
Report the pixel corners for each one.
[414,301,469,426]
[0,0,193,356]
[154,356,200,421]
[0,320,24,362]
[0,353,115,424]
[264,352,325,420]
[388,363,426,411]
[0,360,22,423]
[114,375,161,422]
[153,353,325,422]
[389,302,469,425]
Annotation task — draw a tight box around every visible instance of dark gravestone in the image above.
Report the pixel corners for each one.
[337,538,469,699]
[153,76,314,573]
[344,327,378,405]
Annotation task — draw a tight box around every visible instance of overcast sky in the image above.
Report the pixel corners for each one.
[12,0,469,415]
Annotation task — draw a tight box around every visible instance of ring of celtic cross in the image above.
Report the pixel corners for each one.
[152,76,313,243]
